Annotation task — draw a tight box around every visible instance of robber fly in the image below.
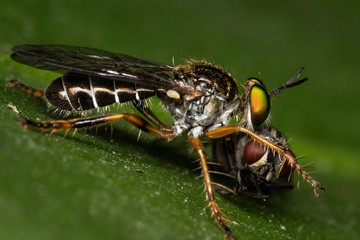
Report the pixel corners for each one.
[8,44,324,239]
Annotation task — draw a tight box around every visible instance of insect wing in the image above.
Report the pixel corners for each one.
[11,44,183,92]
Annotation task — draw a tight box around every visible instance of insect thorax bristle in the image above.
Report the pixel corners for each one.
[174,61,238,100]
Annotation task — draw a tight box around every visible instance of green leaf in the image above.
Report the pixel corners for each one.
[1,1,359,240]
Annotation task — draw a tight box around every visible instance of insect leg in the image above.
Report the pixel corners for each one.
[132,100,173,133]
[6,79,44,97]
[19,114,175,139]
[205,125,324,197]
[188,135,236,240]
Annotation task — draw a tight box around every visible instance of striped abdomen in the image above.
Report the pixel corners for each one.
[45,73,156,111]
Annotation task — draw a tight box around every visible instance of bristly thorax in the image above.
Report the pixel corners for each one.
[168,61,241,137]
[173,61,238,100]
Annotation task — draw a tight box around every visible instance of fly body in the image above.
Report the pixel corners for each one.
[213,127,296,198]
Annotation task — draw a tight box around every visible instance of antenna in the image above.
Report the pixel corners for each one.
[269,67,308,96]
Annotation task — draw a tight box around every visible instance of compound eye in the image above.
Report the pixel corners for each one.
[250,84,270,127]
[243,139,267,165]
[279,150,296,178]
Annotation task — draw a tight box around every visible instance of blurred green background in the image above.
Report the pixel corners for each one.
[0,1,359,239]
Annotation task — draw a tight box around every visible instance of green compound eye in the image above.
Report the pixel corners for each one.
[250,84,270,126]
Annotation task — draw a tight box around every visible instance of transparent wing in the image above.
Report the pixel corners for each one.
[11,44,185,92]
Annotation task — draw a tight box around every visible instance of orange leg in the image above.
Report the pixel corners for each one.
[205,125,324,197]
[132,100,173,133]
[6,79,44,97]
[188,136,236,240]
[19,113,175,140]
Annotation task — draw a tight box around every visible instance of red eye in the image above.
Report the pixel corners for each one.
[279,150,296,178]
[243,139,267,165]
